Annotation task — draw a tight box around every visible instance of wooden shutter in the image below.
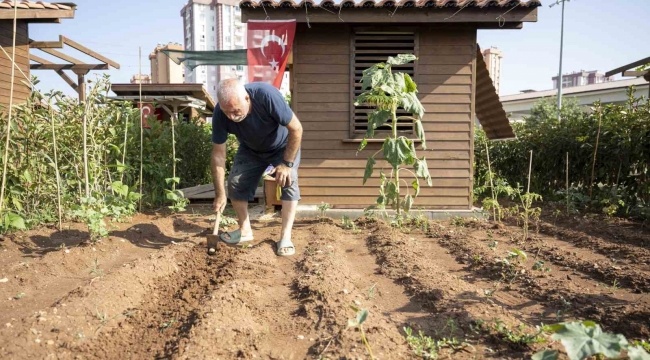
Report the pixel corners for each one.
[351,31,416,136]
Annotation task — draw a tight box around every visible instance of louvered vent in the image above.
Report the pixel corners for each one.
[353,32,416,135]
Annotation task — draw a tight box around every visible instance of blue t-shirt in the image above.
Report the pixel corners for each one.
[212,82,293,153]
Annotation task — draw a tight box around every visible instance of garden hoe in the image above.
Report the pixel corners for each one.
[207,211,221,255]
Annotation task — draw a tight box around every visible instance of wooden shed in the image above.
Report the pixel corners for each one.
[240,0,539,210]
[0,1,75,109]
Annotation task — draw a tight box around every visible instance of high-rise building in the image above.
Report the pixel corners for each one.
[181,0,247,102]
[552,70,614,89]
[150,43,185,84]
[482,47,503,95]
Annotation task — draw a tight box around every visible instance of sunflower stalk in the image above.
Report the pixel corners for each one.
[356,54,432,216]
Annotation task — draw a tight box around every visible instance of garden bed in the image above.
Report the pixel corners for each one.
[0,207,648,359]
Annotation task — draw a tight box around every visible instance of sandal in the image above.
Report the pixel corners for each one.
[219,229,254,245]
[276,238,295,257]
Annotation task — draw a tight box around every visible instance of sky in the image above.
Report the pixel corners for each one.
[27,0,650,97]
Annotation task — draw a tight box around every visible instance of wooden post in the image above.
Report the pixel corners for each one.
[77,72,86,103]
[50,105,63,230]
[485,142,496,222]
[566,152,569,214]
[589,104,602,198]
[527,150,533,193]
[0,4,19,213]
[171,103,178,191]
[138,46,143,212]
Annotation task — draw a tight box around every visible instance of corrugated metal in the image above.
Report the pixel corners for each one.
[475,45,515,140]
[240,0,541,9]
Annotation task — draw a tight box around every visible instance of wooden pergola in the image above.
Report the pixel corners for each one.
[29,35,120,101]
[606,56,650,99]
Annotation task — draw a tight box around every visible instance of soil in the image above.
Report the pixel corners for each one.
[0,207,648,359]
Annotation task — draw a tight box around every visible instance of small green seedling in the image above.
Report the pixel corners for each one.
[160,319,177,332]
[451,216,466,227]
[404,326,438,359]
[533,261,552,273]
[367,283,378,300]
[610,279,620,294]
[89,258,103,277]
[317,202,331,220]
[348,306,374,359]
[14,292,25,300]
[488,240,498,250]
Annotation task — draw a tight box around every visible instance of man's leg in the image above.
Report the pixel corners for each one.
[271,148,301,255]
[231,199,253,239]
[279,200,298,254]
[224,148,267,242]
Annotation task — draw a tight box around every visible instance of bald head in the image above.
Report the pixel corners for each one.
[217,79,250,122]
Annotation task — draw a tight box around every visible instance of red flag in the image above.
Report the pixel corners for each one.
[247,20,296,88]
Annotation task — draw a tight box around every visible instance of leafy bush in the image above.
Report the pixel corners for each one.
[475,90,650,220]
[0,75,219,233]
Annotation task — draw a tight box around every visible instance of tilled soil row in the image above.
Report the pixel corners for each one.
[0,237,200,360]
[293,223,412,359]
[362,220,549,359]
[436,221,650,339]
[533,221,650,292]
[73,243,239,359]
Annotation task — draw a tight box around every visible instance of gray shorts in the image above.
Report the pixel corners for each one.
[228,146,301,202]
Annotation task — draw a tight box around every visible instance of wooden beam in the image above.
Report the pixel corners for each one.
[242,7,538,24]
[40,48,84,65]
[62,36,120,69]
[0,9,75,20]
[29,53,53,65]
[77,72,86,102]
[29,36,64,49]
[30,63,109,71]
[622,70,649,77]
[56,70,78,91]
[606,56,650,77]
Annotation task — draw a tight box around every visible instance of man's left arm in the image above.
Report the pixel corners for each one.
[283,113,302,163]
[275,113,302,187]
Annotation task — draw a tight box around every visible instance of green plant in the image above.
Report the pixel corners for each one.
[89,258,103,277]
[356,54,431,215]
[341,215,355,230]
[404,326,438,359]
[165,177,189,213]
[317,202,331,220]
[494,249,527,284]
[348,307,375,359]
[159,319,177,332]
[367,283,377,299]
[0,211,26,233]
[105,180,142,221]
[509,186,543,241]
[532,261,551,272]
[14,292,25,300]
[610,279,620,294]
[72,197,109,242]
[450,216,466,227]
[554,296,572,322]
[491,319,545,346]
[405,320,473,359]
[533,321,650,360]
[473,91,650,222]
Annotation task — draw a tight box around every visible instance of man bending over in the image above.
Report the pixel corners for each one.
[210,79,303,257]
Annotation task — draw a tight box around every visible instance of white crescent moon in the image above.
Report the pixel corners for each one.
[260,34,285,58]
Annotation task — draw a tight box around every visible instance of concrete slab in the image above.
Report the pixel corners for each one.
[294,205,486,220]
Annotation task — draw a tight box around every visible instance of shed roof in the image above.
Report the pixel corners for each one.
[475,45,515,140]
[240,0,541,9]
[111,83,216,112]
[0,1,76,22]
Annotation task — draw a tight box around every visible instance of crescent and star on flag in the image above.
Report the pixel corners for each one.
[260,31,286,73]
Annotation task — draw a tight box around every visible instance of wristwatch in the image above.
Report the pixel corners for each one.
[282,160,294,168]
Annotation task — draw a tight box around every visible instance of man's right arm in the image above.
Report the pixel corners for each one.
[210,143,227,212]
